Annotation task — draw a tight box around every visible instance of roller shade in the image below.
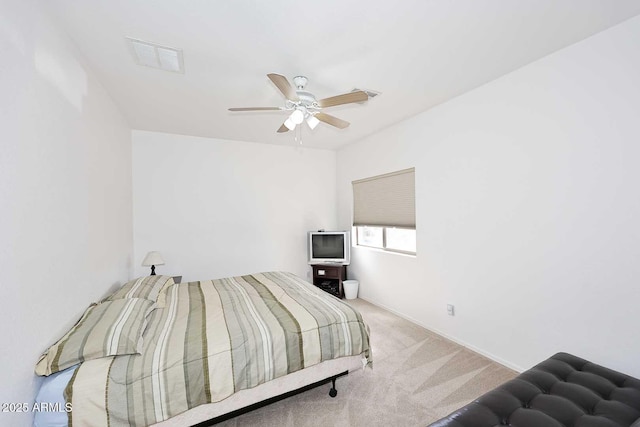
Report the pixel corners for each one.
[352,168,415,228]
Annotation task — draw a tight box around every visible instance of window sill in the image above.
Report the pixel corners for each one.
[353,245,416,258]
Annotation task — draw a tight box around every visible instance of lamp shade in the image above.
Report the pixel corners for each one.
[283,118,295,131]
[307,115,320,130]
[290,109,304,125]
[142,251,165,266]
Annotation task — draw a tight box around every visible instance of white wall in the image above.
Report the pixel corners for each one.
[337,16,640,376]
[0,1,132,423]
[132,131,336,282]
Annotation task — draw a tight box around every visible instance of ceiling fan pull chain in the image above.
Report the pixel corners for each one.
[295,125,303,145]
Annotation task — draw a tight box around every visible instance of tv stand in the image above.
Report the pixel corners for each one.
[311,264,347,298]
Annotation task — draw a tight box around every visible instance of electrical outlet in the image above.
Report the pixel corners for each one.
[447,304,455,316]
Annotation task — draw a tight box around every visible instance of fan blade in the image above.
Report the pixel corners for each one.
[317,91,368,108]
[229,107,282,111]
[315,112,350,129]
[267,73,299,102]
[277,123,289,133]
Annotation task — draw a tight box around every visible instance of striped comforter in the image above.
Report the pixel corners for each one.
[66,272,371,426]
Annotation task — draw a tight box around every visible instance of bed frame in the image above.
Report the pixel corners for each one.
[193,371,348,426]
[153,354,364,426]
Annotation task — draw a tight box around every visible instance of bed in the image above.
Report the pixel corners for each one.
[34,271,372,426]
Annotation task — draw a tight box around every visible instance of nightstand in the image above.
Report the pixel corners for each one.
[311,264,347,298]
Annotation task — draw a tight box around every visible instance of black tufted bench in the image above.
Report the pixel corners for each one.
[430,352,640,427]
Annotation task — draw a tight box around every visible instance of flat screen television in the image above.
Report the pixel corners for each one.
[308,231,351,265]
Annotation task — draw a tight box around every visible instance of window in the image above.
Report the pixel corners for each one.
[385,227,416,252]
[355,226,416,254]
[352,168,416,255]
[356,226,383,248]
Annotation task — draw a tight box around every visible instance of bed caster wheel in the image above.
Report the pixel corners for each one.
[329,377,338,397]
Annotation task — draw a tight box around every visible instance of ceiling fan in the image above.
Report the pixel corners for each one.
[229,74,371,133]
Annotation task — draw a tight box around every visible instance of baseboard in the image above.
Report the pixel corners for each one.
[358,296,526,373]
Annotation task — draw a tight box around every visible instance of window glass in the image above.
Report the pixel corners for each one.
[385,228,417,253]
[357,226,383,248]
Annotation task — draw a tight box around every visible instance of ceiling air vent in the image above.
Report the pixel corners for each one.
[126,37,184,73]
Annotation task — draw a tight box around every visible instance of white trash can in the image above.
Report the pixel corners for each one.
[343,280,359,300]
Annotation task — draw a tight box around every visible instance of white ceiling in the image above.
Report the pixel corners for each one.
[45,0,640,150]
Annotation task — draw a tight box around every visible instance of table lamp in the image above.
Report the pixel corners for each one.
[142,251,164,276]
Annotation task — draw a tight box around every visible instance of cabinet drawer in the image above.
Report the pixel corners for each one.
[313,266,342,279]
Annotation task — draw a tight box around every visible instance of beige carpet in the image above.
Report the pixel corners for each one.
[217,298,517,426]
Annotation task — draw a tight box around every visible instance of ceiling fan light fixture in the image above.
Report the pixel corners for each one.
[307,115,320,130]
[290,109,305,125]
[284,118,296,131]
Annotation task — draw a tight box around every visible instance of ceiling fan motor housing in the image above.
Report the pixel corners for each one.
[296,90,318,109]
